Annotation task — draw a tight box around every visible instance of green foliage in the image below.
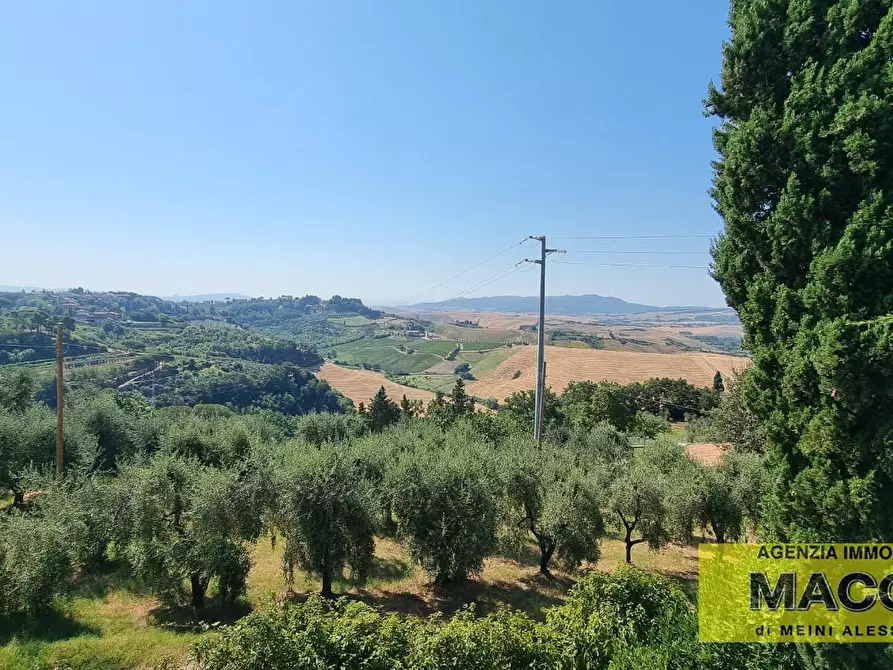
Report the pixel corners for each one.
[686,370,765,453]
[449,378,474,419]
[144,361,347,416]
[0,367,36,412]
[547,566,693,666]
[561,378,717,431]
[392,443,499,585]
[505,443,606,574]
[193,567,800,669]
[501,387,563,429]
[0,403,97,504]
[708,0,893,544]
[116,453,265,607]
[368,386,401,432]
[168,324,322,367]
[713,370,724,393]
[273,449,375,597]
[605,455,672,564]
[697,450,766,543]
[294,411,368,445]
[628,411,670,439]
[70,392,143,471]
[0,508,75,615]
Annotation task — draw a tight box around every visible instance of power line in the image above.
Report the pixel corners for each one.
[553,261,709,269]
[551,234,714,240]
[399,238,532,306]
[566,250,709,255]
[453,260,526,298]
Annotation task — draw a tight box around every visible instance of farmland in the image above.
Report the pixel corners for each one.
[316,362,435,406]
[468,345,748,401]
[328,337,452,373]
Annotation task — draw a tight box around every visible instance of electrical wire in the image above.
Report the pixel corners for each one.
[551,234,714,240]
[398,238,532,306]
[566,250,709,255]
[452,261,525,298]
[553,261,709,269]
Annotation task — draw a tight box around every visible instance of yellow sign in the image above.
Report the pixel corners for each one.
[699,544,893,642]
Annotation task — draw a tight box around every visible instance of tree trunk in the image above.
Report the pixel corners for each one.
[625,536,633,564]
[191,573,208,609]
[12,488,24,508]
[539,540,555,575]
[384,501,394,529]
[713,523,726,544]
[321,566,334,598]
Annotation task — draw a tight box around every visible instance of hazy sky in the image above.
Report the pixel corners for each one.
[1,1,731,307]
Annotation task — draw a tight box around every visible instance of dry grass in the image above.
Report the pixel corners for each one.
[317,362,434,406]
[245,533,698,618]
[469,345,750,400]
[0,532,703,669]
[686,442,729,466]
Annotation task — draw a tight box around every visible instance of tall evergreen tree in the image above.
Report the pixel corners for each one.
[708,0,893,543]
[368,386,399,433]
[450,378,473,418]
[712,371,724,394]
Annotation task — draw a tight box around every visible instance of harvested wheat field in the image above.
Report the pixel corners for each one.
[317,362,434,406]
[468,346,749,400]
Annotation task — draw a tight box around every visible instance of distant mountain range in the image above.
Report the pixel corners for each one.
[410,294,733,316]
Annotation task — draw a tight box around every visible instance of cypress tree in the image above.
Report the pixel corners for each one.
[708,0,893,543]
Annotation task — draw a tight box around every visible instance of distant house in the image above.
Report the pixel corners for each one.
[75,310,121,325]
[406,328,426,338]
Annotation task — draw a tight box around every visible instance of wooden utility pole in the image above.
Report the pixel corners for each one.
[56,323,64,478]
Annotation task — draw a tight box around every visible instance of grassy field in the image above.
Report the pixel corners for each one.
[458,347,519,379]
[330,338,444,373]
[0,534,699,670]
[399,373,458,394]
[402,339,458,356]
[327,315,377,326]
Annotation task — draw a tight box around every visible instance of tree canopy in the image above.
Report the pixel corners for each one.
[709,0,893,542]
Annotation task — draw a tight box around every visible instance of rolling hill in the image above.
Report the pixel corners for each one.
[411,294,735,316]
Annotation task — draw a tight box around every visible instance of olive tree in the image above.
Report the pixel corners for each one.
[117,453,265,608]
[696,450,766,543]
[392,446,499,585]
[606,461,671,564]
[505,443,605,575]
[273,448,375,597]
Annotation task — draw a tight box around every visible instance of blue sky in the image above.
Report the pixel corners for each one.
[0,1,731,307]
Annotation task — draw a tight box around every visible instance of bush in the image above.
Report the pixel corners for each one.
[192,567,802,669]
